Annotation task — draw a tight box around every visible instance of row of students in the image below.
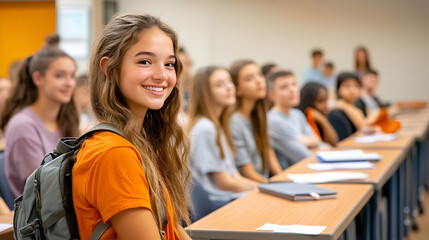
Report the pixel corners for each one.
[302,46,375,90]
[187,66,390,213]
[0,13,391,240]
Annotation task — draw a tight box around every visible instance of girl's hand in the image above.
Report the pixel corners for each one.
[311,108,327,124]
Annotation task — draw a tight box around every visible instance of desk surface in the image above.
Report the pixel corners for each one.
[396,118,429,141]
[337,134,415,151]
[270,149,405,190]
[0,211,13,240]
[394,107,429,141]
[187,184,373,240]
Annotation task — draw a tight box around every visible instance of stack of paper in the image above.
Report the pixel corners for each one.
[316,150,381,162]
[287,171,368,183]
[257,223,326,235]
[307,162,375,171]
[354,133,397,143]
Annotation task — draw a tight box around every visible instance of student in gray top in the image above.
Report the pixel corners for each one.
[267,71,320,169]
[229,60,282,183]
[188,66,257,203]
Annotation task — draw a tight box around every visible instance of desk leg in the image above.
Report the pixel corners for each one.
[358,202,371,240]
[417,141,425,214]
[388,171,399,240]
[370,190,381,240]
[399,159,408,239]
[404,149,415,236]
[425,135,429,189]
[410,144,420,230]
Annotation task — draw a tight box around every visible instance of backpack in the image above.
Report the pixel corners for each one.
[13,123,166,240]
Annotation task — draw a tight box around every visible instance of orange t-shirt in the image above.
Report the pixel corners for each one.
[306,108,322,138]
[72,131,180,240]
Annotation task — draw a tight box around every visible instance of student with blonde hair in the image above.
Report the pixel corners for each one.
[72,14,191,239]
[1,47,79,197]
[229,60,281,183]
[188,66,257,205]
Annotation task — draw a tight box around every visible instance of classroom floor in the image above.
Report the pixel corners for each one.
[409,189,429,240]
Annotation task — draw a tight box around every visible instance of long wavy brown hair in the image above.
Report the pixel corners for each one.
[355,46,373,72]
[89,14,191,232]
[0,47,79,137]
[187,66,235,158]
[230,60,270,171]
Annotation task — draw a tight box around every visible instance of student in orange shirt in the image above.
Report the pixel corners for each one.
[297,82,338,146]
[72,14,191,240]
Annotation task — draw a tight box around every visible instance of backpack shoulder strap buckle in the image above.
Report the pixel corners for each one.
[19,218,42,238]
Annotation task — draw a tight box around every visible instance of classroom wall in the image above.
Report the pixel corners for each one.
[0,1,56,78]
[118,0,429,102]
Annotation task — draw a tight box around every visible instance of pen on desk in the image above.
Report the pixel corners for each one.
[310,192,320,200]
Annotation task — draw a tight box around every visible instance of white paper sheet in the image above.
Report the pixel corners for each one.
[258,223,326,235]
[287,171,368,183]
[308,162,375,171]
[354,133,397,143]
[0,223,12,232]
[316,150,381,162]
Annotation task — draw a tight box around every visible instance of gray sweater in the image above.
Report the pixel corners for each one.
[267,108,313,169]
[189,118,245,201]
[230,113,269,178]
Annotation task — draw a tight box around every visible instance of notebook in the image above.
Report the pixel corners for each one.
[316,150,381,163]
[258,182,337,201]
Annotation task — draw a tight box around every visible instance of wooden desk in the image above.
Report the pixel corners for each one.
[187,184,373,240]
[394,106,429,140]
[0,211,13,240]
[337,134,415,151]
[270,149,406,190]
[396,115,429,141]
[398,124,428,142]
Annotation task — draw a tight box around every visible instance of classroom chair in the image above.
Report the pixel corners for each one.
[0,150,15,210]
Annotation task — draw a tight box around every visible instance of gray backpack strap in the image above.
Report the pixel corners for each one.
[76,123,124,143]
[85,123,124,137]
[89,220,111,240]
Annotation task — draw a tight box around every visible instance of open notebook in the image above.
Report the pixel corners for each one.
[258,182,337,201]
[316,149,381,163]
